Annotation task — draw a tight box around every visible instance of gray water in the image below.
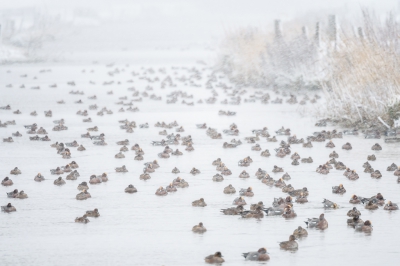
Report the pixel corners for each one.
[1,60,400,266]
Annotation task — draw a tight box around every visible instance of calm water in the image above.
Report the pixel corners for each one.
[0,61,399,266]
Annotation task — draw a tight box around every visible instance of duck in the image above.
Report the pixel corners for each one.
[241,206,265,219]
[387,163,397,171]
[220,205,244,215]
[260,149,270,157]
[291,159,299,165]
[329,151,339,158]
[349,195,361,204]
[303,141,313,148]
[394,167,400,176]
[326,140,335,148]
[371,143,382,150]
[384,201,398,210]
[77,182,89,191]
[371,170,382,178]
[155,186,168,196]
[281,172,291,180]
[2,177,13,186]
[293,226,308,237]
[291,152,300,159]
[213,174,224,182]
[365,200,379,210]
[204,252,224,264]
[54,177,66,186]
[342,142,352,150]
[7,189,19,198]
[296,193,308,203]
[12,131,22,137]
[115,152,125,158]
[274,178,286,188]
[66,170,80,180]
[85,209,100,218]
[190,168,201,175]
[239,187,254,197]
[223,184,236,194]
[89,175,102,184]
[120,145,129,152]
[279,235,298,250]
[232,197,247,206]
[332,184,346,194]
[75,214,90,224]
[192,198,207,207]
[367,154,376,161]
[272,165,283,173]
[323,199,338,209]
[239,170,249,178]
[172,167,181,174]
[242,247,270,261]
[16,190,28,199]
[347,170,359,180]
[115,165,128,172]
[212,158,222,165]
[192,222,207,233]
[251,144,261,151]
[289,187,308,197]
[10,167,21,175]
[33,173,45,182]
[125,184,138,193]
[166,183,177,192]
[1,203,16,212]
[171,149,183,155]
[347,215,364,226]
[282,184,294,193]
[305,214,328,230]
[355,220,373,233]
[250,201,264,211]
[301,157,313,163]
[345,206,361,217]
[76,190,91,200]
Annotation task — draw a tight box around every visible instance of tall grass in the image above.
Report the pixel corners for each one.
[216,10,400,126]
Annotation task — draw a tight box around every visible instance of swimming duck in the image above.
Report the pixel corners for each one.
[158,151,170,158]
[204,251,224,264]
[223,184,236,194]
[371,170,382,178]
[239,187,254,197]
[293,226,308,237]
[280,172,290,180]
[303,141,313,148]
[290,152,300,160]
[282,205,297,218]
[371,143,382,150]
[365,200,379,210]
[33,173,45,182]
[394,167,400,176]
[12,131,22,137]
[66,170,80,180]
[272,165,284,173]
[171,149,183,156]
[242,247,270,261]
[76,190,91,200]
[165,183,177,192]
[15,190,27,199]
[3,137,14,142]
[233,197,247,206]
[89,175,102,184]
[1,177,13,186]
[241,206,265,219]
[347,207,361,217]
[282,184,294,193]
[99,173,108,182]
[115,165,128,172]
[387,163,397,171]
[279,235,298,250]
[289,187,308,197]
[1,203,16,212]
[185,143,194,151]
[192,198,207,207]
[349,195,361,204]
[329,151,339,158]
[213,174,224,182]
[355,220,373,233]
[7,189,19,198]
[364,166,374,173]
[192,222,207,233]
[190,168,201,175]
[220,205,243,215]
[75,214,90,224]
[155,186,168,196]
[347,215,364,226]
[291,159,299,165]
[250,201,264,211]
[251,144,261,151]
[332,184,346,194]
[323,199,338,209]
[125,184,138,193]
[300,157,313,163]
[54,177,66,186]
[326,140,335,148]
[367,154,376,161]
[137,172,150,180]
[239,170,249,178]
[221,167,232,176]
[296,193,308,203]
[10,167,21,175]
[117,139,129,146]
[115,152,125,159]
[384,201,398,210]
[305,214,328,230]
[274,178,286,188]
[77,182,89,191]
[342,142,352,150]
[260,149,271,157]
